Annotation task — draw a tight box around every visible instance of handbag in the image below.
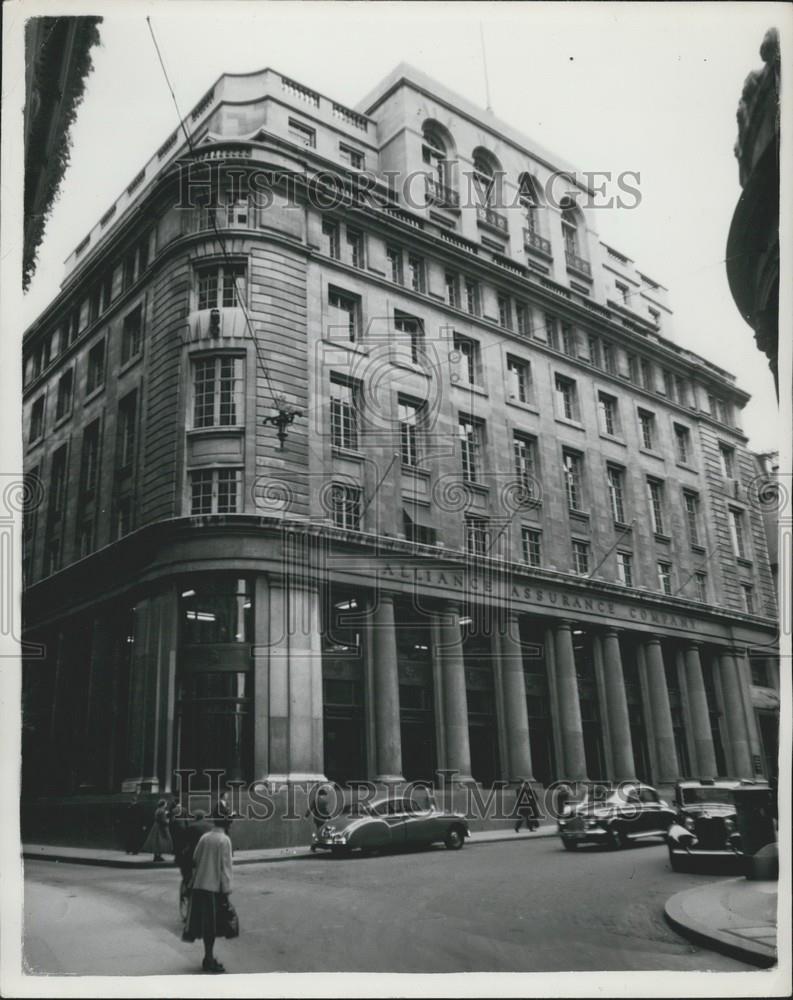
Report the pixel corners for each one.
[217,893,239,939]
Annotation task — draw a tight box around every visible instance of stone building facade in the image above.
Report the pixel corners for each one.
[21,66,779,835]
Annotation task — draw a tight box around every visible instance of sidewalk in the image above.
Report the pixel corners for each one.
[22,820,558,868]
[664,877,778,968]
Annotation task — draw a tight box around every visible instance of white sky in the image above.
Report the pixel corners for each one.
[19,0,784,451]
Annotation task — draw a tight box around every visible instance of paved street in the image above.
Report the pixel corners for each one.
[24,837,755,976]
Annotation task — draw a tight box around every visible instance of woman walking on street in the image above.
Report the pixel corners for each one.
[513,780,540,832]
[142,798,173,862]
[182,814,236,974]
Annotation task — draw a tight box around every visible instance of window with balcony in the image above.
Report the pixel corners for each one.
[638,409,655,450]
[339,143,364,169]
[519,173,551,255]
[190,468,242,515]
[328,287,360,342]
[322,219,340,259]
[507,356,532,404]
[422,122,451,197]
[55,370,73,421]
[408,254,426,293]
[674,424,691,464]
[196,263,246,310]
[561,201,590,275]
[729,508,748,560]
[683,491,701,547]
[459,416,483,483]
[572,540,590,575]
[29,396,45,444]
[598,392,620,436]
[657,561,673,595]
[398,397,423,467]
[386,246,403,284]
[465,514,490,555]
[607,466,626,523]
[616,551,633,587]
[521,527,542,567]
[719,444,735,479]
[445,271,460,309]
[330,377,360,451]
[86,339,106,395]
[192,356,244,429]
[394,312,424,364]
[121,305,143,365]
[453,333,480,386]
[513,432,538,497]
[563,450,584,511]
[117,390,138,471]
[329,483,362,531]
[554,374,579,421]
[288,117,316,147]
[647,478,666,535]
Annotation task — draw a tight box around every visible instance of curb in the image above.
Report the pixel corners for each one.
[23,824,558,869]
[664,880,777,969]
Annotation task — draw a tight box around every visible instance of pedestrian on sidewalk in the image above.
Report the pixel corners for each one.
[182,813,237,974]
[122,795,147,855]
[168,799,188,863]
[142,799,173,862]
[513,781,540,832]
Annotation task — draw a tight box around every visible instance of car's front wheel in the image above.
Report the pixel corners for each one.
[607,825,627,850]
[330,845,350,858]
[445,825,465,850]
[562,839,578,851]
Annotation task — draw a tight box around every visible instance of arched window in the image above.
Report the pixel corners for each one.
[472,147,501,206]
[561,197,582,258]
[518,173,542,235]
[422,122,448,190]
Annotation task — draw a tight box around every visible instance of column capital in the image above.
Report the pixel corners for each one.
[642,634,663,647]
[683,639,702,652]
[554,619,575,632]
[602,626,622,638]
[718,645,745,659]
[439,601,463,618]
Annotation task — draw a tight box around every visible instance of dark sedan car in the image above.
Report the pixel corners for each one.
[557,782,675,851]
[313,795,470,856]
[666,778,771,871]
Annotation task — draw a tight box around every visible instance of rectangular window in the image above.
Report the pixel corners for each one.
[561,323,576,357]
[117,390,138,469]
[465,515,490,556]
[445,272,460,308]
[572,540,590,575]
[516,302,530,337]
[464,280,481,316]
[683,491,701,547]
[190,468,241,515]
[507,356,532,404]
[513,433,537,496]
[48,445,68,524]
[346,227,364,268]
[330,483,362,531]
[123,251,137,291]
[394,312,424,364]
[694,572,708,603]
[339,143,364,169]
[116,495,133,539]
[197,263,246,309]
[563,450,584,511]
[330,378,359,451]
[322,219,340,259]
[29,396,45,443]
[77,516,96,559]
[121,305,143,365]
[729,508,747,559]
[386,246,403,284]
[607,466,626,523]
[638,409,655,450]
[742,584,755,614]
[459,417,482,483]
[521,527,542,567]
[657,561,672,595]
[616,551,633,587]
[80,421,101,496]
[398,398,422,467]
[602,341,616,375]
[588,335,602,369]
[719,444,735,478]
[675,376,689,407]
[192,356,244,428]
[55,370,73,421]
[627,353,639,384]
[328,287,360,342]
[554,374,579,421]
[674,424,691,464]
[498,294,513,329]
[663,370,676,401]
[615,281,629,305]
[598,392,619,436]
[288,118,316,147]
[86,339,106,394]
[640,358,653,390]
[408,254,425,293]
[647,478,666,535]
[453,333,480,385]
[545,314,559,350]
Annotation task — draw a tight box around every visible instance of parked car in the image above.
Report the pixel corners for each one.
[557,782,675,851]
[666,778,771,872]
[312,795,470,856]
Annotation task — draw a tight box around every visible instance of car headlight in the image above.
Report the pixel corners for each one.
[724,818,735,834]
[684,817,696,832]
[321,825,335,837]
[331,834,347,844]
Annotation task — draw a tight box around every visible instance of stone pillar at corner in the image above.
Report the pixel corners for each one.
[601,628,636,781]
[719,648,753,778]
[437,602,474,783]
[553,620,587,780]
[371,592,404,783]
[498,612,534,782]
[682,643,718,776]
[643,637,679,783]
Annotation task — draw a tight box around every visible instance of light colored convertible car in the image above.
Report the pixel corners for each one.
[313,795,470,856]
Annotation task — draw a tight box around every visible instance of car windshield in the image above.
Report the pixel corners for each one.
[681,787,734,806]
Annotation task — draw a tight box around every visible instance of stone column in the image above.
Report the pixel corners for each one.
[601,629,636,781]
[554,621,587,780]
[437,603,473,783]
[719,648,753,778]
[643,637,679,783]
[253,573,271,781]
[124,596,161,792]
[371,593,404,782]
[682,643,718,776]
[499,612,534,782]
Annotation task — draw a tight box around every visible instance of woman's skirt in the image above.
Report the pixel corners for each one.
[182,889,219,942]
